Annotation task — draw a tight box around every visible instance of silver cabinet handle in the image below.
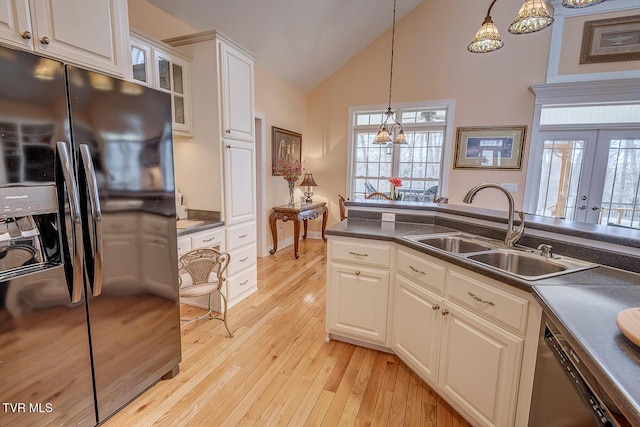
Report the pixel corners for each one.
[409,265,426,275]
[239,234,248,238]
[21,31,32,40]
[40,36,50,45]
[56,142,84,304]
[226,129,231,134]
[80,144,103,297]
[578,205,586,210]
[432,304,440,311]
[202,237,216,242]
[349,251,368,257]
[468,292,495,306]
[592,206,600,211]
[441,309,450,316]
[240,257,249,262]
[239,280,248,286]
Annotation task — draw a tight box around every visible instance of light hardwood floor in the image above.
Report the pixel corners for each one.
[105,239,472,426]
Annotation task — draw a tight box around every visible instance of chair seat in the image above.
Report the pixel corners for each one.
[179,281,220,298]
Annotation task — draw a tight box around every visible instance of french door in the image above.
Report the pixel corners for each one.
[533,129,640,228]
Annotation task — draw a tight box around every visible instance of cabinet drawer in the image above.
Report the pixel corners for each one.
[447,270,529,334]
[396,248,446,294]
[177,235,191,257]
[228,244,257,276]
[330,239,391,268]
[227,265,257,301]
[192,228,225,250]
[226,222,256,251]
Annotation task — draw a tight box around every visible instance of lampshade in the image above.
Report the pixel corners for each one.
[300,173,318,187]
[562,0,605,7]
[508,0,554,35]
[300,173,318,203]
[468,15,504,53]
[373,0,407,145]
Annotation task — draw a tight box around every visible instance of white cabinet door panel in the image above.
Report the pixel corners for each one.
[0,0,30,49]
[221,43,254,141]
[223,142,255,224]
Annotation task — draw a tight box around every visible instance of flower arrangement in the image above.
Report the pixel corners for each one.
[274,160,302,183]
[389,177,403,200]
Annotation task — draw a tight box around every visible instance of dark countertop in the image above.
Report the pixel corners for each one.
[176,220,224,236]
[326,217,640,424]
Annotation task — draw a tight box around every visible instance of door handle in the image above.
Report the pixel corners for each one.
[578,205,586,210]
[80,144,103,297]
[56,142,84,304]
[591,206,600,211]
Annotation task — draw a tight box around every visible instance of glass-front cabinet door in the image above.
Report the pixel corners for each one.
[153,49,191,136]
[131,40,152,86]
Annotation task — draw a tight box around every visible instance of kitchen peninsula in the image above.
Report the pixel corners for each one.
[325,200,640,427]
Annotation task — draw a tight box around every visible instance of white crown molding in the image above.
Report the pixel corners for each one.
[530,78,640,104]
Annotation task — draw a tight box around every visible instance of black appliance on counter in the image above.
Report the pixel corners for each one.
[0,44,181,425]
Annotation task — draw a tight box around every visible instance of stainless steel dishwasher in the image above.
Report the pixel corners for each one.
[528,315,630,426]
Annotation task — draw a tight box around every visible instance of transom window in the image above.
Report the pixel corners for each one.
[348,102,453,202]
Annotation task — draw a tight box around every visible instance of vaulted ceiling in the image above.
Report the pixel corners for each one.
[146,0,424,93]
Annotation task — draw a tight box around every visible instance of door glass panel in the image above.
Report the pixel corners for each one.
[172,64,183,94]
[174,95,185,124]
[536,139,585,220]
[158,58,170,91]
[599,138,640,228]
[131,46,146,83]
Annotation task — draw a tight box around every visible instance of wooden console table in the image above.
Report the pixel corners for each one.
[269,202,328,259]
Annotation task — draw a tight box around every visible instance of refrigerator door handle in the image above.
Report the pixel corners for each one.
[56,141,84,304]
[79,144,104,297]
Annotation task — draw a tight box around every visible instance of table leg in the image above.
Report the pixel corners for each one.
[269,211,278,255]
[303,219,308,239]
[321,206,328,242]
[293,218,301,259]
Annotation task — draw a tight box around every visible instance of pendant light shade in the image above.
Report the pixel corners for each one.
[508,0,554,35]
[562,0,605,7]
[373,0,407,145]
[468,1,504,53]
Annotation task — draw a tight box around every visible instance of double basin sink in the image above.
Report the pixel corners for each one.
[404,232,596,281]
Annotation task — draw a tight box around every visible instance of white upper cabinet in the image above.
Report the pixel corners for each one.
[0,0,129,77]
[130,29,193,137]
[220,43,254,142]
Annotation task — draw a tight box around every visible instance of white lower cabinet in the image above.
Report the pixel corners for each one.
[327,263,389,344]
[437,301,523,427]
[327,239,540,427]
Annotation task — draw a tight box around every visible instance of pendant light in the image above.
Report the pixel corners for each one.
[468,0,504,53]
[562,0,606,7]
[508,0,554,35]
[374,0,406,145]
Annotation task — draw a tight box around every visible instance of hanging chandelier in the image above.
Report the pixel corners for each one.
[373,0,406,145]
[468,0,607,53]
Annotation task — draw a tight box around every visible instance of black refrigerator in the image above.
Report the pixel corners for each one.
[0,45,181,425]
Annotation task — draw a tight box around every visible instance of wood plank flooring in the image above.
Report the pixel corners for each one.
[105,239,472,426]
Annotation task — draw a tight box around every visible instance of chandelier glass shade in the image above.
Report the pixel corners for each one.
[468,0,504,54]
[374,0,407,145]
[508,0,554,35]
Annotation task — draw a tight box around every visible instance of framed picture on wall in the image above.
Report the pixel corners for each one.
[454,126,526,170]
[580,15,640,64]
[271,127,302,175]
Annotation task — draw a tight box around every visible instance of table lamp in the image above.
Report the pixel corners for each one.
[300,173,318,203]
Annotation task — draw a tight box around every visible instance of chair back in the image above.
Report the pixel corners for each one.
[178,248,229,291]
[365,192,392,200]
[338,194,348,220]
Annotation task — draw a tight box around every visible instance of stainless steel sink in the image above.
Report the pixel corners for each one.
[404,232,597,281]
[407,232,497,254]
[465,249,596,281]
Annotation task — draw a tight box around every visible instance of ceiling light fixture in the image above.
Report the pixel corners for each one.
[508,0,554,35]
[468,0,504,53]
[562,0,606,8]
[374,0,406,145]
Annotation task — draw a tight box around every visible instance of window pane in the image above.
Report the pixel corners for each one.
[131,46,147,83]
[401,109,446,124]
[158,58,170,91]
[540,103,640,125]
[536,139,585,219]
[172,64,184,94]
[599,138,640,229]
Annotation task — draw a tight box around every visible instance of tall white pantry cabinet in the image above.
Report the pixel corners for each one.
[166,31,258,308]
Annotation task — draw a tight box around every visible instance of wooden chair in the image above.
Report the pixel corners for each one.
[178,248,234,337]
[338,194,349,220]
[365,192,393,200]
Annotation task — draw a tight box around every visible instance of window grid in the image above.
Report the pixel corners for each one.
[601,139,640,228]
[351,107,447,201]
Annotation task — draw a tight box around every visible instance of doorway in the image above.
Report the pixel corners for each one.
[255,112,268,256]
